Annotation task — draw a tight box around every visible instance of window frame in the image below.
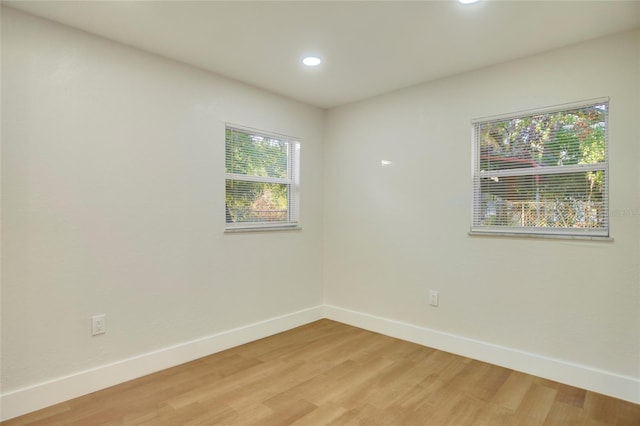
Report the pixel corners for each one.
[224,124,300,232]
[470,98,610,239]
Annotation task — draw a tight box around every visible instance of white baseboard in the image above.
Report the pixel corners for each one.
[0,306,324,421]
[323,304,640,405]
[3,304,638,421]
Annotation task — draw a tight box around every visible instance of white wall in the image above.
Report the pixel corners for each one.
[324,30,640,391]
[1,5,324,400]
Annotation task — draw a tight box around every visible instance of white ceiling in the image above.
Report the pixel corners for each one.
[4,1,640,109]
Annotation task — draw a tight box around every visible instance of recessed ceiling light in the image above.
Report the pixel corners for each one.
[458,0,480,3]
[302,56,322,67]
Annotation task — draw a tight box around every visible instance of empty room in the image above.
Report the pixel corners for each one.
[1,1,639,424]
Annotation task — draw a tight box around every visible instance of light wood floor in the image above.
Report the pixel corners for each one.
[3,320,639,425]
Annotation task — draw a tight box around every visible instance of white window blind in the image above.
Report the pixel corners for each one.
[471,98,609,238]
[225,125,300,230]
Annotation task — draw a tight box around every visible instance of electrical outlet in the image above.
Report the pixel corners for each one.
[92,314,106,336]
[429,290,439,307]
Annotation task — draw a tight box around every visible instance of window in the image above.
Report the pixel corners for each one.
[225,125,300,230]
[471,98,609,238]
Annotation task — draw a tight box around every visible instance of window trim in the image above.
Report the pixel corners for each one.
[470,97,610,239]
[225,124,300,232]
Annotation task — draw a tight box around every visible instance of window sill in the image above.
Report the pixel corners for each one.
[468,231,613,242]
[225,225,302,234]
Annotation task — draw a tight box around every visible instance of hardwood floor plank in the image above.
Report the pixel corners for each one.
[473,404,518,426]
[3,320,639,426]
[310,356,395,406]
[491,370,536,412]
[542,401,586,426]
[584,391,640,426]
[511,382,558,425]
[289,402,347,426]
[255,398,317,426]
[555,382,587,408]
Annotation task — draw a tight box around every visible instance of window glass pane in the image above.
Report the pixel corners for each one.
[479,104,606,170]
[225,129,289,179]
[472,100,608,237]
[477,171,606,229]
[225,180,288,223]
